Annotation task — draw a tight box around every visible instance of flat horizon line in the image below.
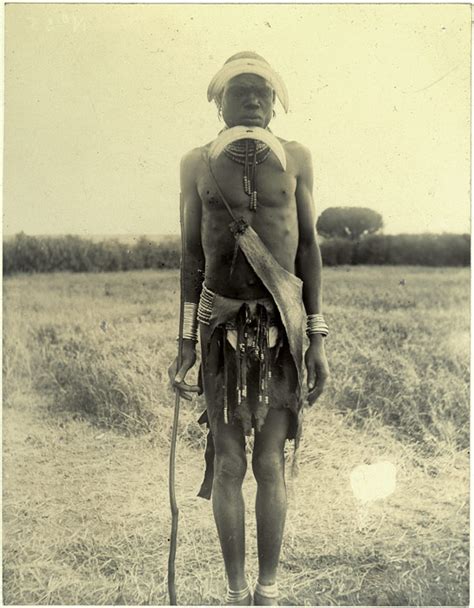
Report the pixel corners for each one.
[3,230,470,239]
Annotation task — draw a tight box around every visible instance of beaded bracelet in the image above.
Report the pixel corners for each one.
[306,313,329,338]
[181,302,199,342]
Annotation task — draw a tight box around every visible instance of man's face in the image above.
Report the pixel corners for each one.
[221,73,275,128]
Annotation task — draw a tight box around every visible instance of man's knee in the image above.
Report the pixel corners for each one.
[252,450,284,484]
[214,450,247,485]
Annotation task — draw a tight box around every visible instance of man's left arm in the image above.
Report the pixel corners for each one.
[294,145,330,405]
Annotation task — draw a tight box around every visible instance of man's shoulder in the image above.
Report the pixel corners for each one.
[181,145,204,167]
[180,142,214,172]
[279,138,311,158]
[276,138,312,170]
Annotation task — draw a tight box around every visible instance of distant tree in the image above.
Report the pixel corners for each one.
[316,207,384,240]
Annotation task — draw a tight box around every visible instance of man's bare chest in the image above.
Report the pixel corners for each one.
[197,155,297,214]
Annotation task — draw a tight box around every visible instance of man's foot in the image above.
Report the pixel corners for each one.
[253,582,279,606]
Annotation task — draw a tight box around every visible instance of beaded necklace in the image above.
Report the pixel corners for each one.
[223,138,271,212]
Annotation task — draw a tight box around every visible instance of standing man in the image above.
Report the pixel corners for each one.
[171,51,330,606]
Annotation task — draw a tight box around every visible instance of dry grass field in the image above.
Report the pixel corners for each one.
[3,266,469,606]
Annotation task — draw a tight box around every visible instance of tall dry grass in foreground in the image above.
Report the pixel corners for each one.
[3,267,469,605]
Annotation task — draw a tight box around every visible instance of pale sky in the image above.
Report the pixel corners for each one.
[4,3,471,236]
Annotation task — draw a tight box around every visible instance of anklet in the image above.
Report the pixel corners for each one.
[255,581,278,599]
[226,583,250,604]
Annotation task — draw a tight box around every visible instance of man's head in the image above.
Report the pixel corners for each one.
[207,52,289,127]
[221,72,275,128]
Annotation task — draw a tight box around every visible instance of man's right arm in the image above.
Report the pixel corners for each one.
[171,149,205,399]
[181,149,205,303]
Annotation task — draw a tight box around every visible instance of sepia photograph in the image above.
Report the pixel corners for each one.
[3,3,470,606]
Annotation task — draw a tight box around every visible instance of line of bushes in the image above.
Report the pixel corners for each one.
[3,231,470,275]
[321,233,470,266]
[3,233,180,275]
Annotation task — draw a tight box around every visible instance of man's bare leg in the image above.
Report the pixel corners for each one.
[212,415,248,596]
[252,408,290,600]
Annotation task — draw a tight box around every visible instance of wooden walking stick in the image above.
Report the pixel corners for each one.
[168,193,186,606]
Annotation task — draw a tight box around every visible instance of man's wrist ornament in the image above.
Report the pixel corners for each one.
[181,302,199,342]
[306,314,329,338]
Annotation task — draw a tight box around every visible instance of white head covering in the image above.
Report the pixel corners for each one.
[207,53,289,113]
